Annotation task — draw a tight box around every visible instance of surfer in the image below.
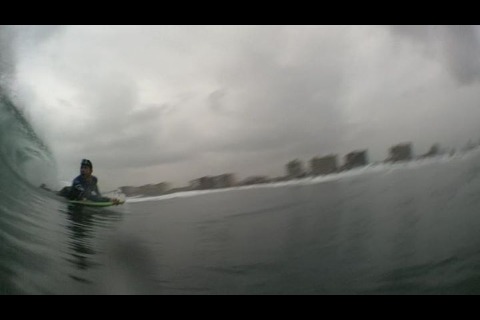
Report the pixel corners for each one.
[68,159,121,205]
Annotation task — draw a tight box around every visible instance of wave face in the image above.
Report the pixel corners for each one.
[0,89,55,181]
[0,89,50,293]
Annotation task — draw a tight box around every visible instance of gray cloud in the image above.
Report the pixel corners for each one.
[5,25,480,190]
[208,88,228,114]
[389,25,480,85]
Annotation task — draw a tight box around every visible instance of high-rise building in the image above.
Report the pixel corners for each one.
[310,155,338,175]
[388,143,412,162]
[342,150,368,170]
[286,159,306,178]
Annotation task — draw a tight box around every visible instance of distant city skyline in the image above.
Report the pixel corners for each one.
[119,139,478,197]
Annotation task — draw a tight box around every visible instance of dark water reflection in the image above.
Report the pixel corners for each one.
[62,204,124,287]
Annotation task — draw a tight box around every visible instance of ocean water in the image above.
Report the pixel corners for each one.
[3,90,480,294]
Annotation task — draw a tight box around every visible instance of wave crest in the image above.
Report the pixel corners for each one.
[0,87,56,189]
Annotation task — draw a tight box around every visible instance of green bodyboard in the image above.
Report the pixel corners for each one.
[68,200,124,207]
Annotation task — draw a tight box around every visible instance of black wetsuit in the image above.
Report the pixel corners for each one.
[69,175,110,202]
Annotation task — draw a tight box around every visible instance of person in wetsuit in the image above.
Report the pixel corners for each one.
[69,159,120,204]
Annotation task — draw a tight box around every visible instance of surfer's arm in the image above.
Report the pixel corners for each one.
[92,178,120,204]
[70,178,86,200]
[93,183,102,197]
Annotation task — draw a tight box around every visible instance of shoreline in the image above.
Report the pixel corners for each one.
[124,150,477,203]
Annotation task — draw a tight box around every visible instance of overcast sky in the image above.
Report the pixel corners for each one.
[3,25,480,190]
